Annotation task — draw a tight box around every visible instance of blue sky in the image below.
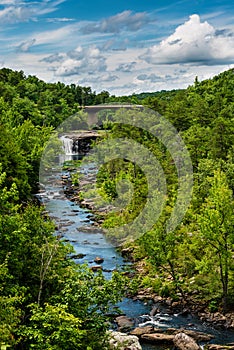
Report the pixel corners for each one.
[0,0,233,95]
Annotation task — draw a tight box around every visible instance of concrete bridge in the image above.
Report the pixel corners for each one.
[83,104,143,125]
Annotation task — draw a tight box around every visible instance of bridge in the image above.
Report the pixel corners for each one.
[83,104,144,125]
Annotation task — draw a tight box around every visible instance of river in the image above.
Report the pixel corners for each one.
[38,141,234,350]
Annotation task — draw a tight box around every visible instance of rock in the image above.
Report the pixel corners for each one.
[130,326,154,337]
[94,256,104,264]
[177,329,214,342]
[115,316,135,332]
[70,253,86,259]
[121,247,134,258]
[141,333,174,344]
[76,226,102,234]
[207,346,234,350]
[166,297,173,306]
[83,240,91,245]
[173,332,200,350]
[150,305,159,316]
[153,295,163,303]
[179,308,190,316]
[108,331,142,350]
[90,265,103,272]
[172,301,182,309]
[103,268,112,273]
[59,227,68,232]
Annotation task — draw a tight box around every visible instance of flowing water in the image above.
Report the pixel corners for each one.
[38,140,234,350]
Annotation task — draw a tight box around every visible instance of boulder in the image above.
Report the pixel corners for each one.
[94,256,104,264]
[173,332,200,350]
[177,329,214,342]
[109,331,142,350]
[130,326,154,337]
[141,333,174,344]
[115,316,135,332]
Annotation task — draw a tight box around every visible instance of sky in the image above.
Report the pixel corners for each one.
[0,0,234,95]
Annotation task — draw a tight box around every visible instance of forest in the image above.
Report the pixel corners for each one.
[0,67,233,349]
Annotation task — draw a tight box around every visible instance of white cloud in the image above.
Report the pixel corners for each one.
[34,24,76,45]
[41,52,66,63]
[0,0,66,24]
[79,74,119,84]
[17,38,36,52]
[116,62,136,72]
[3,8,234,96]
[46,17,74,23]
[17,23,79,48]
[141,14,234,65]
[137,73,165,83]
[81,10,151,34]
[0,0,18,4]
[101,38,130,52]
[54,46,107,77]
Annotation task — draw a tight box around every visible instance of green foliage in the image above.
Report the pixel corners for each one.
[20,303,86,350]
[0,66,234,349]
[0,261,22,348]
[197,170,234,312]
[0,162,126,349]
[95,68,234,310]
[19,267,127,349]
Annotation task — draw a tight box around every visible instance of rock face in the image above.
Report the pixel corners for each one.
[173,332,200,350]
[109,331,142,350]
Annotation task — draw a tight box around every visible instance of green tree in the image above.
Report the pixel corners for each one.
[198,170,234,312]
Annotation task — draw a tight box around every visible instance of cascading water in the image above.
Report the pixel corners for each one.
[60,135,75,155]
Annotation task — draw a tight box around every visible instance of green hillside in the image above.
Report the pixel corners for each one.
[0,67,233,348]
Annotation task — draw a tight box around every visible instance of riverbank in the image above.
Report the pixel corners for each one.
[60,163,234,349]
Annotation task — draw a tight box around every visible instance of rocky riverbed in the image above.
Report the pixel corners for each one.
[59,164,234,350]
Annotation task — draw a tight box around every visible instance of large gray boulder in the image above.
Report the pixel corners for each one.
[173,332,200,350]
[109,331,142,350]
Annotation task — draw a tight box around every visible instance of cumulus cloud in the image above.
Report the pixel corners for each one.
[81,10,150,34]
[141,14,234,65]
[54,46,107,77]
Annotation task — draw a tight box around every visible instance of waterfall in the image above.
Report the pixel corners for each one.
[60,135,75,155]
